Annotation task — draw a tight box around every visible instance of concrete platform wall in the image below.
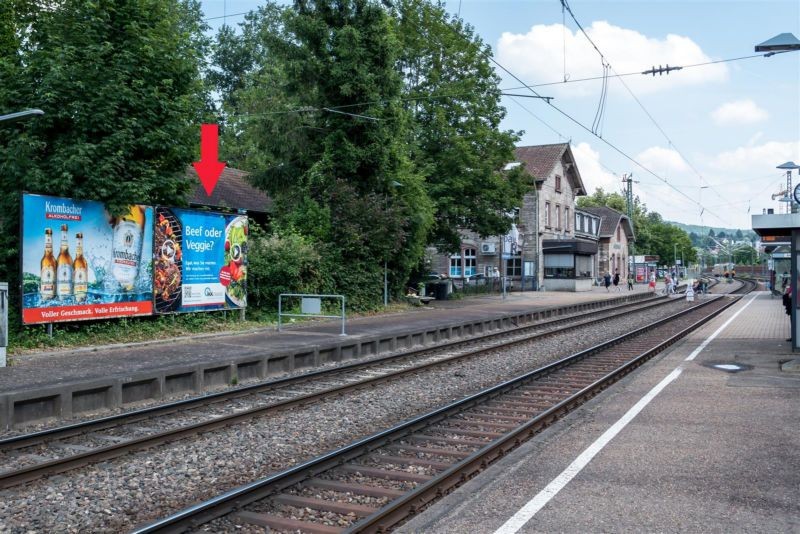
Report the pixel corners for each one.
[2,292,653,428]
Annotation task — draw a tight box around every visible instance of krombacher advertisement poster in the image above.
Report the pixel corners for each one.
[21,193,154,324]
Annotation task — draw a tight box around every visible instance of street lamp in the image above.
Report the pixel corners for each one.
[0,109,44,123]
[384,180,403,307]
[755,33,800,54]
[777,161,800,214]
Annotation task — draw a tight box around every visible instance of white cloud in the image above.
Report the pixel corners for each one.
[496,21,728,97]
[572,142,621,194]
[708,140,800,172]
[629,140,800,229]
[711,100,768,125]
[636,146,689,174]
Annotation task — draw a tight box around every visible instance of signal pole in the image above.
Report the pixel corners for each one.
[623,173,636,279]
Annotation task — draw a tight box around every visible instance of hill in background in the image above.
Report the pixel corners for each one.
[668,222,758,243]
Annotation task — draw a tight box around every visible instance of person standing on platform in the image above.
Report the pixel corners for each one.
[648,272,656,292]
[613,270,621,291]
[783,284,792,342]
[603,272,612,292]
[783,285,792,316]
[627,273,634,291]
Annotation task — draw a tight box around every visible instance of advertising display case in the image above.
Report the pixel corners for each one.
[154,207,247,314]
[21,193,154,324]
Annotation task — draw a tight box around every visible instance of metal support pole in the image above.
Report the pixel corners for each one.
[277,295,283,332]
[341,298,346,336]
[383,260,388,307]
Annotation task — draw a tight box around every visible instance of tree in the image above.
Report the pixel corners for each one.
[228,0,433,308]
[392,0,526,251]
[0,0,209,296]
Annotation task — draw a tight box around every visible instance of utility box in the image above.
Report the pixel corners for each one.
[0,282,7,367]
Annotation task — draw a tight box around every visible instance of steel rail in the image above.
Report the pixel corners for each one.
[1,293,658,450]
[131,294,742,533]
[0,295,674,488]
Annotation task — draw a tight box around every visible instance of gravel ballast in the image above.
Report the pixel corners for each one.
[0,298,710,532]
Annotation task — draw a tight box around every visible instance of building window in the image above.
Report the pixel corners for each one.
[544,253,575,278]
[565,207,570,232]
[506,257,522,277]
[576,254,593,278]
[450,249,477,277]
[449,253,462,277]
[545,202,551,228]
[617,224,621,241]
[555,174,562,193]
[464,248,476,276]
[556,205,561,230]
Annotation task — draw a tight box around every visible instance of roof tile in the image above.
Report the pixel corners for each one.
[188,166,271,213]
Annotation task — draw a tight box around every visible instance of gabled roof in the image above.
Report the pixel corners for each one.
[512,143,586,195]
[188,166,271,214]
[581,206,635,240]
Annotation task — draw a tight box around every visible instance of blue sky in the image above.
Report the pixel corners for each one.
[200,0,800,230]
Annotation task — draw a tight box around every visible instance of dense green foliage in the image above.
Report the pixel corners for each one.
[392,0,527,251]
[246,221,326,309]
[0,0,210,302]
[212,0,524,308]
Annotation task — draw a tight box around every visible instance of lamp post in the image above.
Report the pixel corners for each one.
[384,181,402,307]
[673,243,677,276]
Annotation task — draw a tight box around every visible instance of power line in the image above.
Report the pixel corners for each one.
[557,0,731,225]
[497,52,773,91]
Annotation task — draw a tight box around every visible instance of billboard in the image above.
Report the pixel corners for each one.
[21,193,154,324]
[154,207,247,313]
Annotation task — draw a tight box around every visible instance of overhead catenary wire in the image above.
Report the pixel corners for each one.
[206,3,749,226]
[390,2,729,225]
[557,0,732,224]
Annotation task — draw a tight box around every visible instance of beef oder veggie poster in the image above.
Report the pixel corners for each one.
[153,207,247,313]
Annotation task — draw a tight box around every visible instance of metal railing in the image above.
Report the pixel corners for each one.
[0,282,7,367]
[277,293,346,336]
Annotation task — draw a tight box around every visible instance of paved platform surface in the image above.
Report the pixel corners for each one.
[398,291,800,533]
[0,284,652,395]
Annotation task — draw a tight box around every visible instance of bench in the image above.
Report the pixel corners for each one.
[406,295,435,306]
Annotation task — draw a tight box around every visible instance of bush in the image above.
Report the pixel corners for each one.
[246,222,325,311]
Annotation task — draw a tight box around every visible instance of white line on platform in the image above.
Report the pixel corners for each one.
[493,293,758,534]
[685,294,758,361]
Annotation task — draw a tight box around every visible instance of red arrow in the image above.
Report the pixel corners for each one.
[193,124,226,196]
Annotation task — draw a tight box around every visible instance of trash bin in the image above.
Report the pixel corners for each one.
[433,281,449,300]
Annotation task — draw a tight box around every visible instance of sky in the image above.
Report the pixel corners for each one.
[199,0,800,231]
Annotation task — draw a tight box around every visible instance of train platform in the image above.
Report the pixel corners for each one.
[0,284,659,428]
[398,290,800,533]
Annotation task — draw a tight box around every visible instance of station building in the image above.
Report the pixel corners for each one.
[428,143,633,292]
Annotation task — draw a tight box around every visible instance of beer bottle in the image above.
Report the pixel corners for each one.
[40,228,56,301]
[73,232,88,302]
[56,224,73,300]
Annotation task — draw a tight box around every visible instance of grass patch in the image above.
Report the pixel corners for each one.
[8,301,419,359]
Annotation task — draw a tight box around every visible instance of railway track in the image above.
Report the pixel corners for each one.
[0,294,683,488]
[133,288,751,533]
